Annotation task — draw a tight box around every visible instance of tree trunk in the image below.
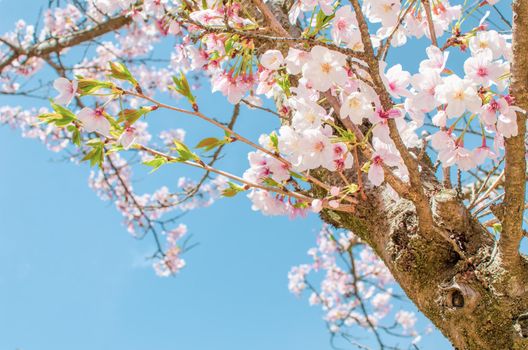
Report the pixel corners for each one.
[320,174,528,349]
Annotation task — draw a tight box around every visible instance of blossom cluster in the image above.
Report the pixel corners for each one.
[1,0,518,267]
[288,225,428,344]
[0,1,518,339]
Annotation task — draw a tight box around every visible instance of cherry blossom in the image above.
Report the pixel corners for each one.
[365,0,401,27]
[52,78,78,106]
[77,108,111,136]
[382,63,411,98]
[302,46,347,92]
[435,75,482,118]
[119,127,137,150]
[340,92,375,124]
[368,138,403,187]
[463,50,501,87]
[260,50,284,71]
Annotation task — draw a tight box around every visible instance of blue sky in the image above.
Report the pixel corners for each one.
[0,1,462,349]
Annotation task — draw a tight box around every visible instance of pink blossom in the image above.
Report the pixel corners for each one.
[419,45,449,72]
[77,107,111,136]
[382,63,411,98]
[463,50,501,86]
[260,50,284,71]
[302,46,347,92]
[331,6,361,49]
[53,77,77,106]
[285,48,311,75]
[340,92,375,124]
[395,310,417,333]
[365,0,401,27]
[435,75,482,118]
[119,126,137,150]
[368,139,402,186]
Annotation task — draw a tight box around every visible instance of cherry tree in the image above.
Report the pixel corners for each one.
[1,0,527,348]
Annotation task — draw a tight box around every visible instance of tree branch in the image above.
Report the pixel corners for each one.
[499,0,528,272]
[348,0,434,232]
[0,14,131,74]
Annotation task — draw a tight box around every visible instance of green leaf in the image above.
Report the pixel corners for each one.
[361,161,371,173]
[104,112,121,131]
[38,112,60,121]
[51,101,76,119]
[91,147,104,168]
[106,145,124,154]
[493,223,502,234]
[109,62,138,87]
[262,177,281,187]
[170,72,196,105]
[345,183,359,194]
[143,156,168,173]
[39,103,76,128]
[117,108,148,125]
[222,182,246,197]
[224,36,236,55]
[77,79,115,95]
[86,138,104,147]
[334,127,356,143]
[269,132,279,150]
[311,9,335,35]
[172,140,200,162]
[195,137,225,152]
[81,142,104,168]
[276,74,291,96]
[293,201,309,209]
[70,126,81,146]
[38,112,70,127]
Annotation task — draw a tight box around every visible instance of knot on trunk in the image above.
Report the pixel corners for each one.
[439,280,479,311]
[432,189,469,232]
[515,313,528,338]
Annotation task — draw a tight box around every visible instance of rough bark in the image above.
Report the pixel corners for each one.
[320,172,528,349]
[500,0,528,279]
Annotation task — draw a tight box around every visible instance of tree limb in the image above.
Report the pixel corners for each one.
[499,0,528,272]
[0,14,132,74]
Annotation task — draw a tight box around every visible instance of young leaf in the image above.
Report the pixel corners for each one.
[170,72,196,106]
[269,132,279,150]
[195,137,224,152]
[51,101,76,120]
[67,125,82,146]
[118,108,146,125]
[361,161,371,173]
[345,183,359,194]
[222,182,246,197]
[173,140,200,162]
[262,177,281,188]
[143,156,168,173]
[72,128,81,146]
[108,62,138,87]
[81,142,104,168]
[77,78,115,95]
